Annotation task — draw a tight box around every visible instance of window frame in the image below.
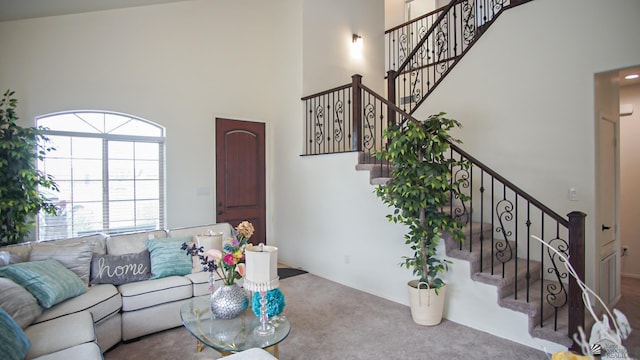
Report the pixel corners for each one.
[36,111,166,240]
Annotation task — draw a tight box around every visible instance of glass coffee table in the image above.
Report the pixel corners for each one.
[180,296,291,357]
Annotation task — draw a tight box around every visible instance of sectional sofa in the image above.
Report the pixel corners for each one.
[0,223,235,359]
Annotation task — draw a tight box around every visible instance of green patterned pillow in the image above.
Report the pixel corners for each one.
[0,259,86,308]
[0,307,30,360]
[145,237,193,279]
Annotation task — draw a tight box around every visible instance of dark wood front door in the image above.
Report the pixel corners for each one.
[215,118,266,245]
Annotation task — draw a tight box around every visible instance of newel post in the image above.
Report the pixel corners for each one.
[387,70,397,126]
[567,211,586,352]
[351,74,363,152]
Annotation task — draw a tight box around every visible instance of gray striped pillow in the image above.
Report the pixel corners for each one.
[0,277,42,328]
[29,241,95,286]
[0,259,86,308]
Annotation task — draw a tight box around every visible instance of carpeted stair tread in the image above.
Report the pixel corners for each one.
[472,258,541,291]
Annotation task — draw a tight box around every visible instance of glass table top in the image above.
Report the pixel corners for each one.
[180,295,291,354]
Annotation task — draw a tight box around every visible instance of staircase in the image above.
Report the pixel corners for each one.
[301,0,586,350]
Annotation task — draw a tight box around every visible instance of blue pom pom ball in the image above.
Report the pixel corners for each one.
[251,288,286,317]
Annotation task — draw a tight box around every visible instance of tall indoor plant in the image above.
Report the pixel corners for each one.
[0,90,59,245]
[375,112,470,325]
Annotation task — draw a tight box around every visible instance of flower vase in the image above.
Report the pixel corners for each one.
[210,283,249,319]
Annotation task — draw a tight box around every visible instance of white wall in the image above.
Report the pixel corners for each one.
[620,84,640,278]
[0,0,300,233]
[302,0,386,95]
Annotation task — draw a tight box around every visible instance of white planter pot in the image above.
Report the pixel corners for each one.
[407,280,446,326]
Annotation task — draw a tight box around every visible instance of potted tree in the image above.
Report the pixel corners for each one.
[0,90,59,245]
[375,112,469,326]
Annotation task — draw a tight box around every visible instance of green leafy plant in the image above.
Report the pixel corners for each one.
[0,89,59,245]
[375,112,470,290]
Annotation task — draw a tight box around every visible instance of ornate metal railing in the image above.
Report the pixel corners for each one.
[301,75,584,348]
[386,0,533,114]
[447,143,585,340]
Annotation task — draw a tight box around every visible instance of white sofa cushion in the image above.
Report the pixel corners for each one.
[184,271,215,296]
[32,342,102,360]
[25,311,96,360]
[121,299,189,341]
[0,242,32,263]
[167,223,234,242]
[106,230,167,256]
[119,275,192,311]
[35,283,121,325]
[39,234,107,255]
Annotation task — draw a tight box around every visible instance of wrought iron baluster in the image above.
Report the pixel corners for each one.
[495,192,514,278]
[479,170,485,272]
[526,202,531,302]
[546,223,568,331]
[539,215,544,328]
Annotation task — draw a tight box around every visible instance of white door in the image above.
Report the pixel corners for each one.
[598,113,619,307]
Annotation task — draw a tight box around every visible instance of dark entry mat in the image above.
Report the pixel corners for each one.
[278,268,308,280]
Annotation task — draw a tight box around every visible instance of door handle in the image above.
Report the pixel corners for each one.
[602,225,611,231]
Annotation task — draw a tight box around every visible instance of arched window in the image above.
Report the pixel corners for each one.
[36,111,165,241]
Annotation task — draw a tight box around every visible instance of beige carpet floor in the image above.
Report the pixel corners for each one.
[104,274,639,359]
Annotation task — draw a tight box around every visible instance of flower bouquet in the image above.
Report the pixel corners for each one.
[182,221,255,319]
[182,221,254,285]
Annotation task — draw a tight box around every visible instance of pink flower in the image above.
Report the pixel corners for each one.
[223,253,236,265]
[205,249,222,260]
[236,263,246,277]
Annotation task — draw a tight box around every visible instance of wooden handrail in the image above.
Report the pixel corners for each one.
[384,2,449,34]
[300,83,350,101]
[448,142,569,226]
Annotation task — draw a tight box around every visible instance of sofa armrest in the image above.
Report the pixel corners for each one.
[25,311,97,359]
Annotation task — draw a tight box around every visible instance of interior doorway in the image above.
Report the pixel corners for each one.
[595,64,640,311]
[215,118,266,245]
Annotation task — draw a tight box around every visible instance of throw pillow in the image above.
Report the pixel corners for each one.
[0,259,86,308]
[0,307,30,360]
[90,250,151,285]
[145,237,193,279]
[0,277,42,329]
[29,241,95,286]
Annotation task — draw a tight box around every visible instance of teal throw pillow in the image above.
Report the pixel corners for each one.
[0,307,30,360]
[145,237,193,279]
[0,259,86,308]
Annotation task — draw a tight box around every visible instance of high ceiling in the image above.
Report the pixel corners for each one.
[0,0,190,22]
[1,0,638,88]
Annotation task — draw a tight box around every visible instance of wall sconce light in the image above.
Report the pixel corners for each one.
[352,34,363,52]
